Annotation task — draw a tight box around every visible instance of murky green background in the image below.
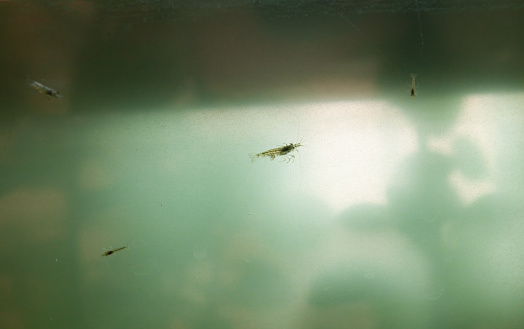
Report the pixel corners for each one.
[1,1,524,329]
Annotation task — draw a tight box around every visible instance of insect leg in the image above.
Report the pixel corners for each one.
[280,154,295,163]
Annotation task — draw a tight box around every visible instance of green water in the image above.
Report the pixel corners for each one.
[1,1,524,329]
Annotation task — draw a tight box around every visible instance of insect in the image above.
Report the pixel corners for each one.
[101,246,127,257]
[410,73,417,99]
[29,80,62,99]
[340,13,425,99]
[250,141,303,163]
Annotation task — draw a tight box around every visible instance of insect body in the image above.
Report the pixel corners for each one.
[101,246,127,257]
[410,73,417,99]
[250,141,303,163]
[29,80,62,99]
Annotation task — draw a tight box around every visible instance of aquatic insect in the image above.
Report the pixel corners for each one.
[250,141,303,163]
[340,13,425,99]
[29,80,62,99]
[101,246,127,257]
[410,73,417,99]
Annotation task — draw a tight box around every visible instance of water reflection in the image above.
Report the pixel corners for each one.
[1,95,524,328]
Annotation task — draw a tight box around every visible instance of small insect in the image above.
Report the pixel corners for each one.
[101,246,127,257]
[29,80,62,99]
[250,141,303,163]
[410,73,417,100]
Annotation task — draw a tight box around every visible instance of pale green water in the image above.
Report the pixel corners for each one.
[1,1,524,329]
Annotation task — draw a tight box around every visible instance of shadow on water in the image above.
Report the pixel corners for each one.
[303,93,524,328]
